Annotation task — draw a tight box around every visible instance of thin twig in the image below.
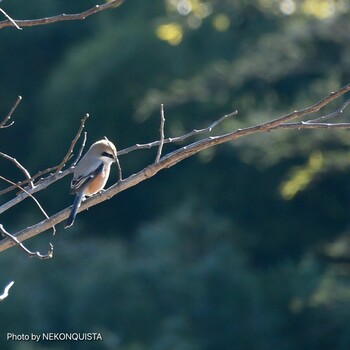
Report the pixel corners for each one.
[271,121,350,130]
[0,175,50,220]
[0,95,21,128]
[55,113,89,173]
[0,0,124,30]
[252,84,350,130]
[0,175,55,235]
[0,169,71,215]
[0,164,65,196]
[72,131,88,167]
[0,114,87,197]
[119,110,238,156]
[0,281,14,301]
[0,151,33,188]
[155,104,165,163]
[0,7,21,29]
[306,98,350,123]
[0,224,53,259]
[206,110,238,132]
[115,151,123,181]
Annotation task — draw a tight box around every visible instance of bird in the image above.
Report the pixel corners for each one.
[65,138,117,228]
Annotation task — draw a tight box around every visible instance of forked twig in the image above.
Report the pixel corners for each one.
[0,175,55,234]
[119,110,238,156]
[0,7,21,29]
[305,98,350,123]
[0,281,15,301]
[55,113,89,173]
[0,224,53,259]
[0,165,65,196]
[0,114,88,196]
[0,151,33,188]
[0,95,21,128]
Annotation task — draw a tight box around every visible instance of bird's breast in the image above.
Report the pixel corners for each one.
[85,166,110,196]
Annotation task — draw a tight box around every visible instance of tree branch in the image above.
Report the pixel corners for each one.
[0,169,71,215]
[0,95,21,128]
[0,7,21,30]
[118,110,238,156]
[155,104,165,163]
[0,281,14,301]
[0,0,124,30]
[0,175,52,228]
[1,84,350,253]
[0,225,53,259]
[0,152,34,188]
[55,113,89,173]
[0,113,88,207]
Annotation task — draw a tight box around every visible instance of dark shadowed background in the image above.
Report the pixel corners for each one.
[1,0,350,349]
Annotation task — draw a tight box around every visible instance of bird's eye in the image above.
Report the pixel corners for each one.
[102,151,115,159]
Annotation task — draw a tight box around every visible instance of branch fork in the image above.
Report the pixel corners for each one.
[1,84,350,256]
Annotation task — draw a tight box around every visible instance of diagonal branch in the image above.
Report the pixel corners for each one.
[55,113,89,173]
[0,7,21,30]
[0,175,50,219]
[155,104,165,163]
[119,110,238,156]
[0,0,124,30]
[1,84,350,253]
[0,169,71,215]
[305,98,350,123]
[0,225,53,259]
[0,115,88,197]
[0,281,14,301]
[0,110,235,210]
[0,95,21,128]
[0,152,33,188]
[0,165,67,196]
[0,112,88,205]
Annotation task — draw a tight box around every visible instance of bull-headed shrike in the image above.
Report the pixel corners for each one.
[65,138,117,228]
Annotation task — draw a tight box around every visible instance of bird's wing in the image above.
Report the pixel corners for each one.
[70,162,104,194]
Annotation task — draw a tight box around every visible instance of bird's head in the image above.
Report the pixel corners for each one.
[90,138,117,164]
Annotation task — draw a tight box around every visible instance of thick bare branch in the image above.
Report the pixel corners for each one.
[1,84,350,253]
[0,0,124,30]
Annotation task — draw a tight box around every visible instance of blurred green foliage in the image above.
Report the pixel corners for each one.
[1,0,350,349]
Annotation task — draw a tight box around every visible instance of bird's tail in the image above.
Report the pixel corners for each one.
[65,192,84,228]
